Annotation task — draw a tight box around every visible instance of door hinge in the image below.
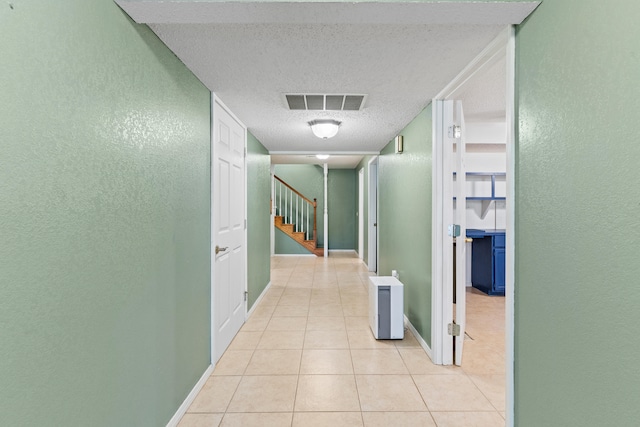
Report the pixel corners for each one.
[244,219,247,229]
[448,125,461,139]
[448,322,461,337]
[448,224,461,238]
[244,291,248,302]
[244,147,247,158]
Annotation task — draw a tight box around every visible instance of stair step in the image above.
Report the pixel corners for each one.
[274,215,323,257]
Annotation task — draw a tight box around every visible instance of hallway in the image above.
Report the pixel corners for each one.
[178,254,505,426]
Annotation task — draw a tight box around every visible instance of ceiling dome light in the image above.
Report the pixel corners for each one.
[309,119,341,139]
[316,154,330,160]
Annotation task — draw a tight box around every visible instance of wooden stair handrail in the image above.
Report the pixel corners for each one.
[274,175,317,207]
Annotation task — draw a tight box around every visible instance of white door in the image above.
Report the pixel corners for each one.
[358,169,364,259]
[453,101,467,366]
[212,96,246,363]
[368,158,378,272]
[431,99,466,366]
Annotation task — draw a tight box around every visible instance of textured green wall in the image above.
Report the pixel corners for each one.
[378,106,433,344]
[0,1,211,426]
[515,1,640,425]
[246,132,271,309]
[327,169,357,250]
[274,164,324,252]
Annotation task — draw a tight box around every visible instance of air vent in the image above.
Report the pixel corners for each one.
[285,94,366,111]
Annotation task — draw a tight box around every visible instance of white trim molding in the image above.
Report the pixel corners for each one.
[166,364,214,427]
[247,281,272,319]
[404,315,432,360]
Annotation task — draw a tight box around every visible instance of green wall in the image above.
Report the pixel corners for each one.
[246,132,271,309]
[515,1,640,425]
[328,169,357,250]
[0,1,211,425]
[378,106,433,344]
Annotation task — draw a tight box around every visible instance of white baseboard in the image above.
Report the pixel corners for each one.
[166,364,214,427]
[404,315,433,360]
[247,281,272,318]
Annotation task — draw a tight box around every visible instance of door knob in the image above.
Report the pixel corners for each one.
[215,245,228,255]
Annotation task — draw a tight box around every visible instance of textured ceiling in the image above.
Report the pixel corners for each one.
[453,52,508,122]
[117,1,538,156]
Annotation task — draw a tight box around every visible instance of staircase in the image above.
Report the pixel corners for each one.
[274,175,324,257]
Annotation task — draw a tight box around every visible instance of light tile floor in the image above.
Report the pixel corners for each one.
[178,253,505,427]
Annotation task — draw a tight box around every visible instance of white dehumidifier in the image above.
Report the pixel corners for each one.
[369,276,404,339]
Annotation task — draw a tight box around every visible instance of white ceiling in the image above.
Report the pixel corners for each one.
[117,1,537,165]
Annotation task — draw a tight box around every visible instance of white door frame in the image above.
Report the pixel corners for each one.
[430,26,516,425]
[211,93,248,364]
[358,168,364,259]
[367,156,379,273]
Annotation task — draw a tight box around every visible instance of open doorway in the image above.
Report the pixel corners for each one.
[431,27,515,422]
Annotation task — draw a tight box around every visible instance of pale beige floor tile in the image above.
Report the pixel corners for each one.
[347,329,396,349]
[188,376,241,413]
[292,412,363,427]
[299,349,354,374]
[263,287,285,298]
[272,304,310,317]
[295,375,361,412]
[393,330,422,348]
[350,349,409,375]
[278,295,311,306]
[304,329,350,349]
[500,412,506,419]
[398,349,462,375]
[281,288,312,298]
[345,316,370,331]
[249,304,276,318]
[413,375,494,411]
[212,350,253,376]
[355,375,427,412]
[220,413,293,427]
[362,412,436,427]
[468,374,506,412]
[259,295,281,306]
[310,296,342,305]
[241,316,270,332]
[342,303,369,316]
[178,413,223,427]
[313,282,340,289]
[286,279,314,289]
[226,331,262,351]
[257,330,305,349]
[227,375,297,412]
[266,316,307,331]
[306,315,346,331]
[430,411,505,427]
[460,343,505,376]
[308,303,344,317]
[244,349,302,375]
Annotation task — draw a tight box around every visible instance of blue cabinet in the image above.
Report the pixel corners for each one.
[467,229,505,296]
